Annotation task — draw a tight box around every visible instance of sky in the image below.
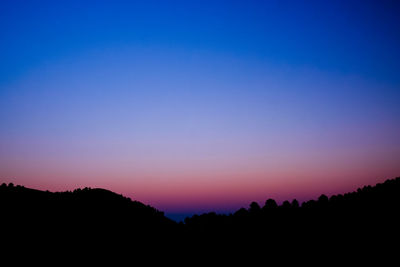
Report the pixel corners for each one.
[1,0,400,221]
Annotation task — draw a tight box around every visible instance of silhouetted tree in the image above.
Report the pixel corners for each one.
[263,199,278,209]
[282,200,291,208]
[249,202,261,213]
[292,199,299,208]
[302,200,316,208]
[234,208,248,217]
[318,194,329,207]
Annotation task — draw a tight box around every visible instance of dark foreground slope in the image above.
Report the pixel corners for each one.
[1,177,400,257]
[0,184,177,246]
[184,177,400,245]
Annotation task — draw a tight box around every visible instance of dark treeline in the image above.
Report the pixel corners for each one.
[184,177,400,228]
[183,177,400,242]
[1,177,400,256]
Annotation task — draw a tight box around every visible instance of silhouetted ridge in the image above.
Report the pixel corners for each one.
[183,177,400,244]
[0,184,164,217]
[0,183,177,245]
[1,177,400,255]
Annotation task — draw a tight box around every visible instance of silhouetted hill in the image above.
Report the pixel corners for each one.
[0,183,177,249]
[185,176,400,227]
[182,177,400,256]
[1,177,400,257]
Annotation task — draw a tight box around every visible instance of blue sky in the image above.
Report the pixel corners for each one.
[1,0,400,221]
[1,0,400,85]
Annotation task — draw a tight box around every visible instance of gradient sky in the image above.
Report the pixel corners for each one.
[1,0,400,221]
